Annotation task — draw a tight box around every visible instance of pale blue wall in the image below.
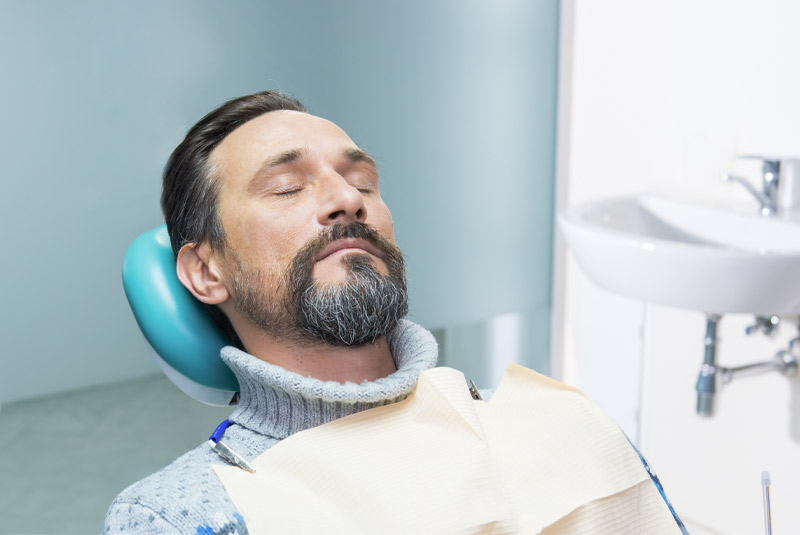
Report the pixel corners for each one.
[0,0,558,402]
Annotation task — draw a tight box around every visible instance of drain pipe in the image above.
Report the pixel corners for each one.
[695,314,721,417]
[694,314,799,417]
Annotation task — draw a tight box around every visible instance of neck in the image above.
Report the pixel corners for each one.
[221,319,439,440]
[234,323,397,383]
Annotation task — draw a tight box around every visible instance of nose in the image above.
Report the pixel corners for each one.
[316,175,368,226]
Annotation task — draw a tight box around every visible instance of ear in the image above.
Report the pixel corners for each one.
[176,242,230,305]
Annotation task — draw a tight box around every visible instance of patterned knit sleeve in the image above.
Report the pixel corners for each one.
[104,497,250,535]
[103,500,180,534]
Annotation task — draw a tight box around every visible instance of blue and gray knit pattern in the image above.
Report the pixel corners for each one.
[103,320,438,535]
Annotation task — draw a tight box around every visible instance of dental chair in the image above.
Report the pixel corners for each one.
[122,225,239,406]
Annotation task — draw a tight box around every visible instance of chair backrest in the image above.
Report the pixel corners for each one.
[121,225,239,406]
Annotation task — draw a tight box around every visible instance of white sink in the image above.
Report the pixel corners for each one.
[558,195,800,314]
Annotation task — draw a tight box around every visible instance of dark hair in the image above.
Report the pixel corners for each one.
[161,91,308,348]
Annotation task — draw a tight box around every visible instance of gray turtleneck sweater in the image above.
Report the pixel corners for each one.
[103,320,438,535]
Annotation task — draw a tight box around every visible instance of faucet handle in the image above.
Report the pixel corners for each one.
[728,155,783,215]
[721,173,776,215]
[738,156,800,213]
[737,155,780,195]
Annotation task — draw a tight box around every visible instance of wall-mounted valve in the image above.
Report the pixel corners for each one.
[695,314,799,417]
[745,315,780,336]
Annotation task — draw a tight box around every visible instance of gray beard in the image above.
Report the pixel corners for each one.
[294,253,408,346]
[228,223,408,347]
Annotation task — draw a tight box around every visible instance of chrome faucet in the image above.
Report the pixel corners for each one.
[722,156,800,216]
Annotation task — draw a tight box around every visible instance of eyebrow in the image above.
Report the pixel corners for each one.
[344,148,378,170]
[257,148,305,176]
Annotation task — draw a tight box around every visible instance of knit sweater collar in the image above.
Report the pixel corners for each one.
[221,320,438,440]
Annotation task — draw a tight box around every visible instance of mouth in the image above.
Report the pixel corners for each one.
[315,238,384,263]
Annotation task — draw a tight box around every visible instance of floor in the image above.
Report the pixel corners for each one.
[0,374,232,534]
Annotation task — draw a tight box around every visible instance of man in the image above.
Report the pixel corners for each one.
[105,91,686,534]
[104,92,440,534]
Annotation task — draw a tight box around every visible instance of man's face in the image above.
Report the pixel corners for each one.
[209,110,406,345]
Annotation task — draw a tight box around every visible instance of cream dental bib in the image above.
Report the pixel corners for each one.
[214,365,680,534]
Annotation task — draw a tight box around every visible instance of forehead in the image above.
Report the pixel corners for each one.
[210,110,358,182]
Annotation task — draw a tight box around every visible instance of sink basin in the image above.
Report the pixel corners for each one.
[558,195,800,314]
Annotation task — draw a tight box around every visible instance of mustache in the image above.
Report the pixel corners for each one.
[292,222,402,268]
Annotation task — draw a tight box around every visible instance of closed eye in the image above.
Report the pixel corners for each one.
[349,177,378,195]
[273,187,303,196]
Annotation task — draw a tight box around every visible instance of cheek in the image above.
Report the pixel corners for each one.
[223,210,285,268]
[369,202,395,241]
[247,210,322,269]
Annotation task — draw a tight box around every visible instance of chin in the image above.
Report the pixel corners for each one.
[314,252,384,282]
[312,263,350,284]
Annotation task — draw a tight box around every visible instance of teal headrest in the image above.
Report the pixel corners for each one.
[121,225,239,406]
